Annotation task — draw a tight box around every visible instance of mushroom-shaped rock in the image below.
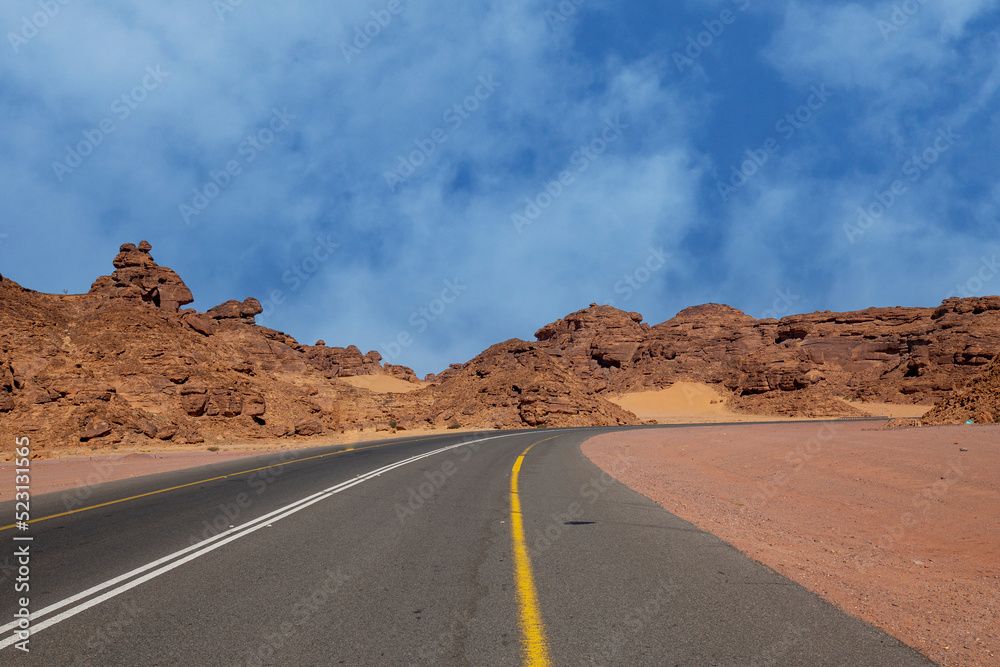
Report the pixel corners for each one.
[240,297,263,318]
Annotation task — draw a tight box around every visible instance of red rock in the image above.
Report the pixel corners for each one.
[133,418,158,438]
[80,418,112,441]
[207,300,243,319]
[207,297,263,323]
[532,300,1000,415]
[242,393,266,417]
[295,420,323,436]
[303,343,417,381]
[240,297,263,319]
[181,312,216,336]
[385,364,420,383]
[180,430,204,444]
[154,421,178,440]
[3,239,998,449]
[89,241,194,312]
[425,339,639,428]
[181,394,209,416]
[923,355,1000,424]
[207,390,243,418]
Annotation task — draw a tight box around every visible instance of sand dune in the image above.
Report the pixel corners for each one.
[609,382,785,423]
[340,375,424,394]
[842,401,933,419]
[610,383,932,423]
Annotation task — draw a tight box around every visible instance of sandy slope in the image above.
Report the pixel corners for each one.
[339,375,425,393]
[608,382,814,423]
[582,422,999,667]
[842,400,934,418]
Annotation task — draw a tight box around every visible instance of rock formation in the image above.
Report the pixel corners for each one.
[532,299,1000,416]
[0,244,424,450]
[415,339,638,428]
[89,241,193,312]
[206,297,264,323]
[922,355,1000,424]
[2,240,998,449]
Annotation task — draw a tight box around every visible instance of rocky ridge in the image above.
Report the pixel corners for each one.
[0,242,637,451]
[420,339,638,429]
[2,241,998,450]
[532,299,1000,416]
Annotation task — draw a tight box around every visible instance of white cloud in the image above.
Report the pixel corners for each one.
[2,0,998,376]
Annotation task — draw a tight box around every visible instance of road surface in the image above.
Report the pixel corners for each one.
[1,428,934,665]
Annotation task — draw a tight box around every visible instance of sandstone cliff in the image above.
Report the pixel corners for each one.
[533,299,1000,416]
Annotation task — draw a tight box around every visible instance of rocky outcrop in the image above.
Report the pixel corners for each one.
[0,243,401,449]
[88,241,193,312]
[302,344,418,382]
[4,239,999,447]
[384,364,420,383]
[422,339,640,428]
[0,346,14,413]
[532,299,1000,415]
[424,364,464,384]
[207,297,264,323]
[922,355,1000,424]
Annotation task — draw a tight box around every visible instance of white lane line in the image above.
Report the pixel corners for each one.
[0,432,531,649]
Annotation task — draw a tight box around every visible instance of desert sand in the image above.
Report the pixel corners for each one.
[583,422,999,667]
[339,375,425,393]
[843,400,934,419]
[608,382,815,423]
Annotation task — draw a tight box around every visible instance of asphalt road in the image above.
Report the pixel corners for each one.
[0,427,935,665]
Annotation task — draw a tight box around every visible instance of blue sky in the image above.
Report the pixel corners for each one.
[1,1,998,377]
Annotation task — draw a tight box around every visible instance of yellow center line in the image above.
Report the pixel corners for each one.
[0,434,447,532]
[510,435,560,666]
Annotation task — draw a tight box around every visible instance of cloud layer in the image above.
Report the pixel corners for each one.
[1,0,998,376]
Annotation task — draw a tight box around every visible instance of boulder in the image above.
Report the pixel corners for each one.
[207,300,242,320]
[240,297,263,318]
[181,312,216,336]
[207,297,263,323]
[80,418,112,441]
[242,393,266,417]
[295,420,323,436]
